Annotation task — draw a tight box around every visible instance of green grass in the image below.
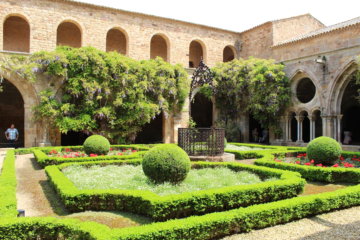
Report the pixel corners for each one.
[225,144,266,151]
[62,165,275,196]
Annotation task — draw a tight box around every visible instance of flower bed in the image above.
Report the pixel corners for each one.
[256,152,360,183]
[33,145,150,167]
[45,160,305,221]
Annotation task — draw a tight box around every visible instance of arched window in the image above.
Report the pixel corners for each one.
[189,40,205,68]
[3,16,30,52]
[150,34,168,62]
[57,21,81,48]
[106,28,127,55]
[223,46,235,62]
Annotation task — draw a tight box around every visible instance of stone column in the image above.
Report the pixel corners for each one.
[309,115,316,141]
[336,115,343,142]
[295,116,304,143]
[322,115,335,138]
[239,113,249,142]
[24,104,36,147]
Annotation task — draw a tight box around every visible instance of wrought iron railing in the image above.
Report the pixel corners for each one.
[178,128,225,156]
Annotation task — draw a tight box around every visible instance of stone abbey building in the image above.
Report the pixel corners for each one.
[0,0,359,149]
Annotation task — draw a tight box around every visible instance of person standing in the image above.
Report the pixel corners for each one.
[5,124,19,148]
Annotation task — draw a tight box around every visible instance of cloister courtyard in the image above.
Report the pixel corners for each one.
[0,0,360,239]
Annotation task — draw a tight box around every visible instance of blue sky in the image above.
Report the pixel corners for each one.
[76,0,359,32]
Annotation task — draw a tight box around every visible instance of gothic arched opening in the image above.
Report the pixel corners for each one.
[341,76,360,145]
[290,112,297,142]
[106,28,127,55]
[57,21,82,48]
[313,110,322,138]
[301,111,310,143]
[135,113,163,144]
[189,40,204,68]
[191,93,212,128]
[150,34,168,62]
[3,16,30,53]
[0,79,24,147]
[223,46,235,62]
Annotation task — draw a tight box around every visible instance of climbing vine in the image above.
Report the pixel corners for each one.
[212,58,291,131]
[5,47,189,142]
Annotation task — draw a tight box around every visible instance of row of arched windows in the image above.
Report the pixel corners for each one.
[3,15,236,67]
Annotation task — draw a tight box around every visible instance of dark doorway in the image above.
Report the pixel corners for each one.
[191,93,213,128]
[341,77,360,145]
[302,112,310,143]
[314,110,322,138]
[135,113,163,144]
[0,79,24,147]
[249,114,263,143]
[290,113,297,142]
[61,131,89,146]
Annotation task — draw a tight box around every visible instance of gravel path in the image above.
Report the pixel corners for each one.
[223,206,360,240]
[15,154,66,217]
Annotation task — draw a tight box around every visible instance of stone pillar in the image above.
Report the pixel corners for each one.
[336,115,343,142]
[38,121,52,147]
[239,113,249,142]
[295,116,304,143]
[309,115,316,141]
[24,104,37,147]
[162,112,173,143]
[322,115,335,138]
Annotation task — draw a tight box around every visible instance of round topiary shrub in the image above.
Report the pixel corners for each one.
[307,136,342,166]
[142,144,191,184]
[83,135,110,156]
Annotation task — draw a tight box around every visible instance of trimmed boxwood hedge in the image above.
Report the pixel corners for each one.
[33,145,149,167]
[45,160,305,221]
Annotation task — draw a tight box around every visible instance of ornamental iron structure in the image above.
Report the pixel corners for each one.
[178,128,225,156]
[189,58,215,100]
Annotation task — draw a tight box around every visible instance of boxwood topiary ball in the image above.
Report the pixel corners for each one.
[142,144,191,184]
[83,135,110,156]
[307,136,342,166]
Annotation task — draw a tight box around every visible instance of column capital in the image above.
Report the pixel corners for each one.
[295,116,305,122]
[336,114,343,120]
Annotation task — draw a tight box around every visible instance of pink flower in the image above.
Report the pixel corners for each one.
[89,153,98,157]
[310,159,314,163]
[304,162,311,166]
[332,163,339,167]
[295,161,300,164]
[316,163,323,167]
[117,152,123,156]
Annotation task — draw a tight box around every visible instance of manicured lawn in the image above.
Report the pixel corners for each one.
[62,165,277,196]
[226,144,266,151]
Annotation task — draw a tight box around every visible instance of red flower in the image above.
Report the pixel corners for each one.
[332,163,339,167]
[310,159,314,163]
[110,148,113,151]
[295,161,301,164]
[316,163,323,167]
[132,150,137,153]
[89,153,98,157]
[304,162,311,166]
[117,152,123,156]
[275,160,282,162]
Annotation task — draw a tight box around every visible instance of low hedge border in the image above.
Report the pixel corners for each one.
[111,183,360,240]
[0,217,111,240]
[0,150,18,218]
[255,151,360,183]
[33,147,148,167]
[45,160,305,221]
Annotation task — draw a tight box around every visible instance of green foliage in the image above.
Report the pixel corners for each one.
[142,144,191,184]
[27,47,189,142]
[307,136,342,166]
[212,58,291,130]
[0,150,18,218]
[83,135,110,155]
[45,160,304,221]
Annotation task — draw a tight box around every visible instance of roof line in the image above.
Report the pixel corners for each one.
[52,0,240,34]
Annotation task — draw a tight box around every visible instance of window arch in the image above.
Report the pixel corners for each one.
[106,28,127,55]
[223,46,235,62]
[150,34,169,62]
[3,15,30,52]
[189,40,205,68]
[56,21,82,48]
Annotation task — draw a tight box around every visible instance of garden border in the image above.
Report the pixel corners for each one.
[45,159,305,221]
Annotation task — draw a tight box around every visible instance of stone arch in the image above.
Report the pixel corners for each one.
[298,110,310,143]
[106,27,128,55]
[223,45,236,62]
[328,60,358,115]
[56,20,82,48]
[189,39,207,68]
[0,70,38,147]
[3,14,30,52]
[150,33,170,62]
[310,108,323,138]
